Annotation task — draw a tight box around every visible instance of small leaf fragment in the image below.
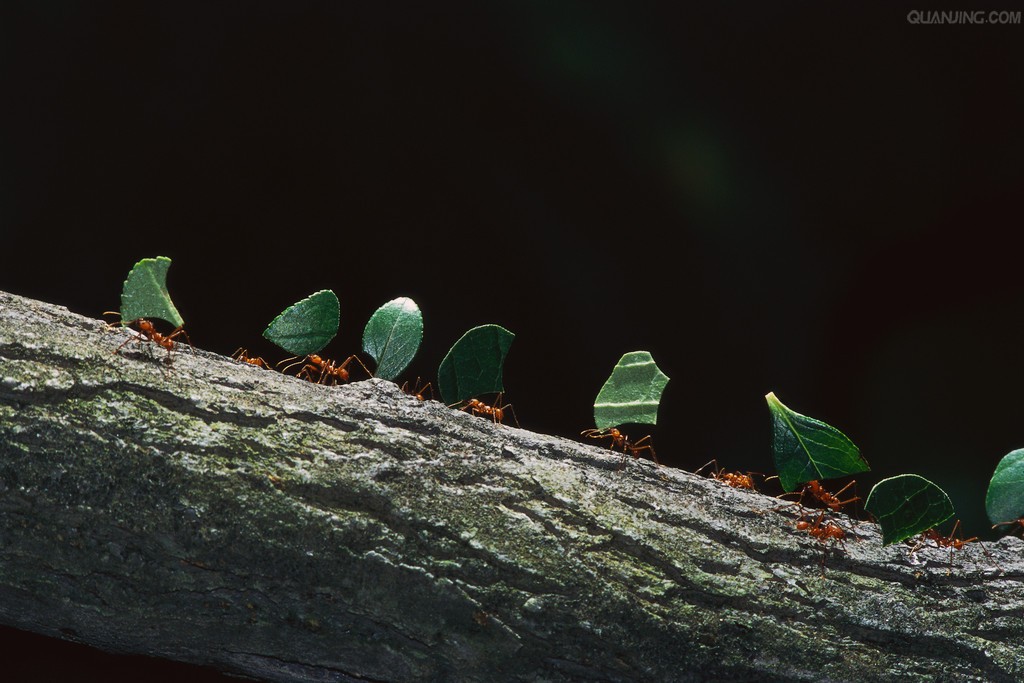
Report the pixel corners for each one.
[262,290,340,356]
[986,448,1024,526]
[593,351,670,430]
[864,474,955,545]
[362,297,423,381]
[765,391,869,493]
[437,324,514,405]
[120,256,184,328]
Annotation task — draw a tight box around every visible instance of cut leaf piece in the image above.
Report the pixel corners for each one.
[766,392,869,493]
[437,324,514,405]
[986,448,1024,526]
[362,297,423,381]
[593,351,670,430]
[864,474,955,545]
[262,290,340,356]
[120,256,184,328]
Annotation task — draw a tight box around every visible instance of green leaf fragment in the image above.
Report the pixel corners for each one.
[120,256,184,328]
[985,448,1024,526]
[437,324,514,405]
[864,474,955,545]
[593,351,670,430]
[362,297,423,381]
[262,290,340,356]
[765,391,869,493]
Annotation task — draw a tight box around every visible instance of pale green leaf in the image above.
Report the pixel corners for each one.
[119,256,184,328]
[593,351,669,429]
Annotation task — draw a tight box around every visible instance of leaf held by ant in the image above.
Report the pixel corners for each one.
[437,324,514,406]
[592,351,669,430]
[263,290,340,356]
[362,297,423,381]
[864,473,955,545]
[119,256,184,328]
[985,448,1024,528]
[765,391,868,493]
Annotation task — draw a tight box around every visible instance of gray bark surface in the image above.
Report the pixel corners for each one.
[1,289,1023,682]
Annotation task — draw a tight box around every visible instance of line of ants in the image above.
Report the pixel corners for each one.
[688,459,993,570]
[98,316,1014,568]
[102,316,520,426]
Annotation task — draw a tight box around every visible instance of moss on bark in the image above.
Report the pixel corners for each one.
[1,290,1023,682]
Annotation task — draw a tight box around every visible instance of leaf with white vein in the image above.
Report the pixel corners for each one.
[592,351,669,429]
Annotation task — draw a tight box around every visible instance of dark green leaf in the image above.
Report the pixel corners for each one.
[864,474,955,545]
[362,297,423,381]
[766,391,869,492]
[986,448,1024,526]
[592,351,670,429]
[437,324,514,405]
[120,256,184,328]
[262,290,340,356]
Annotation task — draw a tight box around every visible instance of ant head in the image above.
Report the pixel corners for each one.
[137,319,155,332]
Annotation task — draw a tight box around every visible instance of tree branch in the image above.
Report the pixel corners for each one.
[1,290,1023,682]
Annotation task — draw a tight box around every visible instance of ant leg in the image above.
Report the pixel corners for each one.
[114,333,142,355]
[167,326,194,353]
[337,355,373,380]
[831,480,861,507]
[694,459,721,476]
[501,401,521,428]
[278,356,306,374]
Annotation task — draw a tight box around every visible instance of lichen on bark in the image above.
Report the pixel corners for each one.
[2,289,1024,682]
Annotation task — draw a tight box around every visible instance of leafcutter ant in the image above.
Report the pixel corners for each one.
[910,520,980,572]
[774,479,860,515]
[232,347,273,370]
[278,354,372,385]
[694,459,759,491]
[401,377,434,402]
[459,392,520,427]
[796,511,848,547]
[580,427,659,467]
[104,313,193,364]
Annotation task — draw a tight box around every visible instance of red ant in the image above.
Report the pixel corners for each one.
[232,347,273,370]
[694,459,759,491]
[580,428,659,466]
[459,393,520,427]
[278,354,372,385]
[105,314,192,364]
[775,479,859,515]
[796,511,848,546]
[401,377,434,401]
[911,520,979,571]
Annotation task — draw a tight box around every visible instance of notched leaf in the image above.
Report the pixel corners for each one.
[120,256,184,328]
[592,351,669,430]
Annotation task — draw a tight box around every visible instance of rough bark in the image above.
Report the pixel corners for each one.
[0,289,1022,682]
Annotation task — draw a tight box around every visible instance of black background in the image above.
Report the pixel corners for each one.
[2,2,1023,679]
